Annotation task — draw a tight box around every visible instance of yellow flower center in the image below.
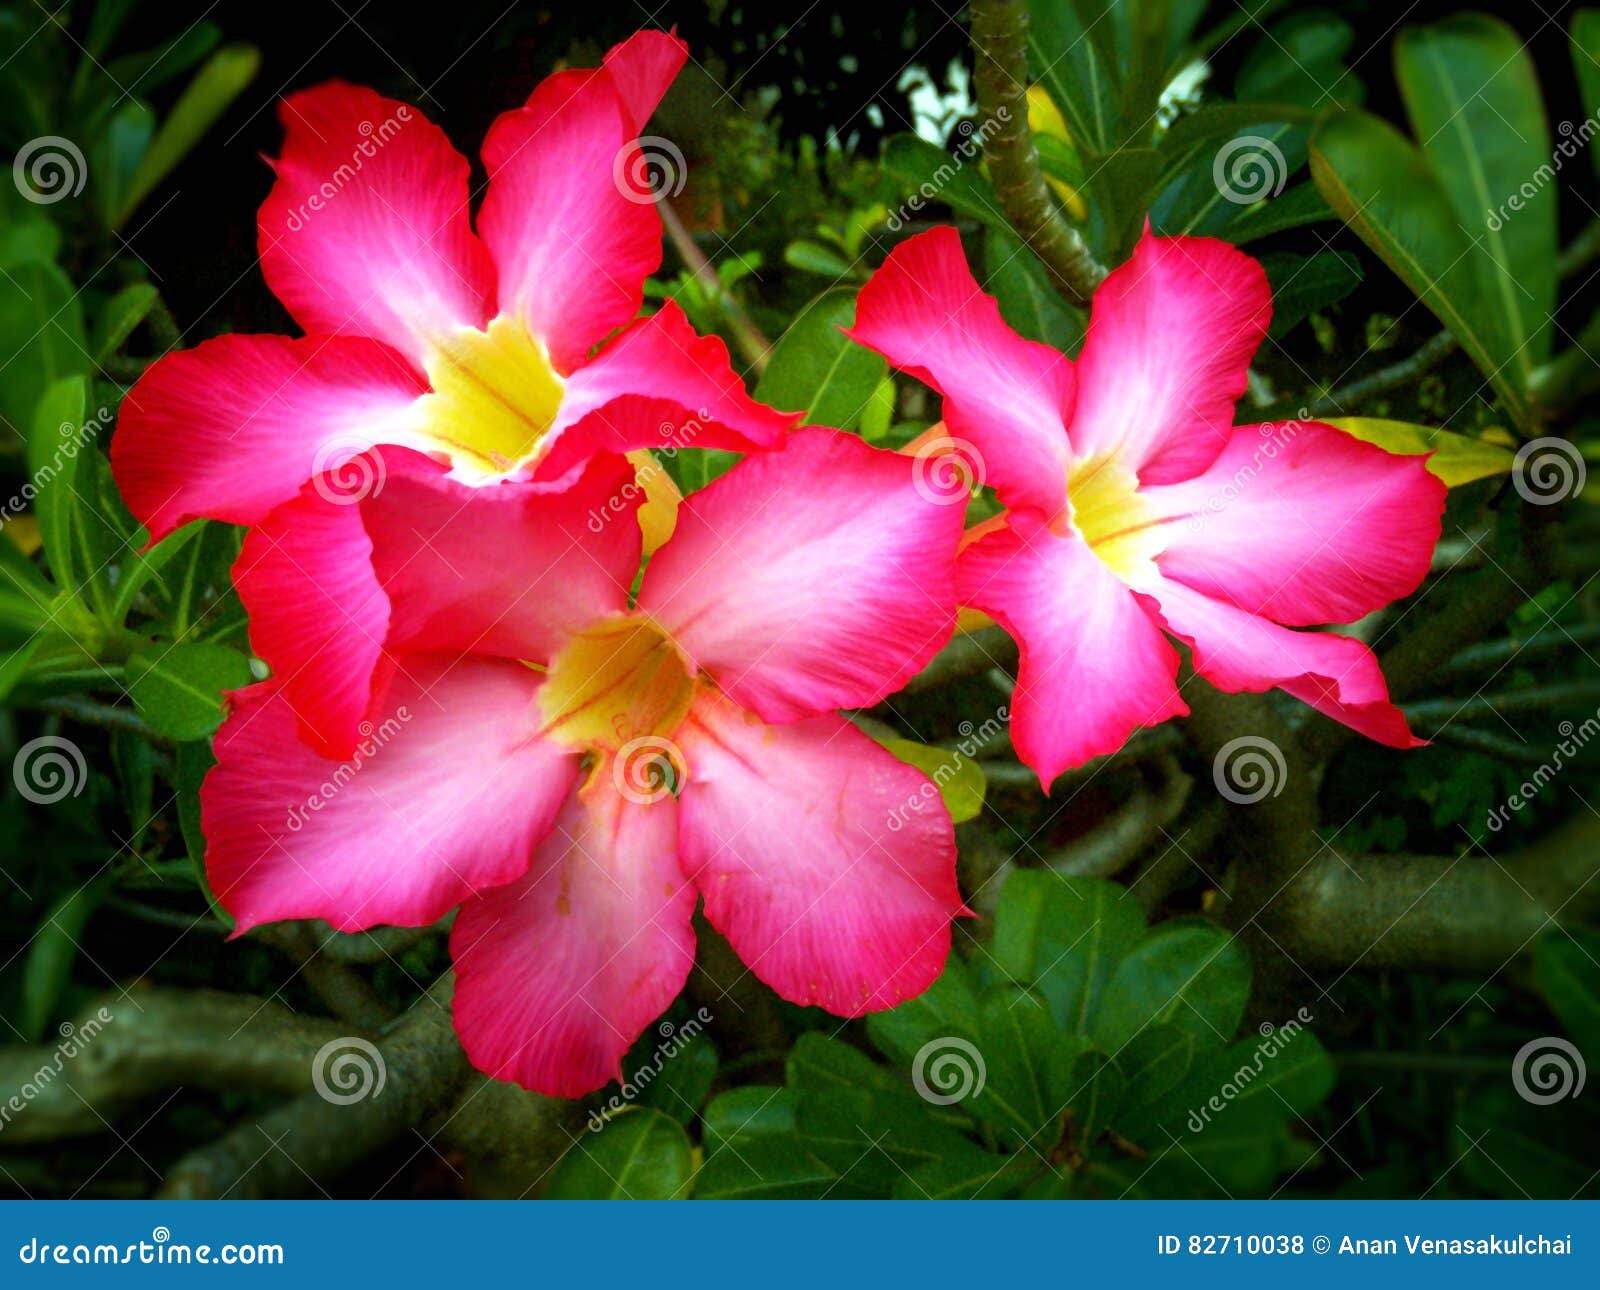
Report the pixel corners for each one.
[537,614,696,754]
[418,315,565,475]
[1065,455,1166,582]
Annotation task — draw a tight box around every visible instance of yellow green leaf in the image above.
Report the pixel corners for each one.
[1322,417,1516,487]
[880,737,987,824]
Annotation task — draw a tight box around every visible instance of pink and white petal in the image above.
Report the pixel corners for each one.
[1069,231,1270,484]
[258,82,494,367]
[535,302,795,479]
[479,67,665,373]
[365,449,639,665]
[1139,574,1421,748]
[638,428,963,721]
[847,227,1075,516]
[450,777,694,1097]
[958,514,1186,787]
[599,28,689,131]
[203,656,582,933]
[113,334,426,543]
[235,484,392,760]
[1139,420,1445,626]
[677,693,963,1015]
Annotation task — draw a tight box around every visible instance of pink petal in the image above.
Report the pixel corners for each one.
[478,35,686,374]
[1139,574,1421,747]
[638,428,963,722]
[202,657,581,934]
[847,227,1075,516]
[367,450,639,665]
[258,82,494,368]
[234,483,391,760]
[1138,420,1445,626]
[958,513,1186,787]
[450,777,694,1097]
[113,334,425,543]
[536,302,795,480]
[677,692,963,1015]
[599,28,689,130]
[1068,230,1270,485]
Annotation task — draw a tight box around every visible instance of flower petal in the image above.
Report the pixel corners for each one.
[535,302,795,480]
[1139,420,1445,626]
[202,656,581,934]
[847,227,1075,516]
[1068,230,1270,485]
[478,34,687,373]
[958,513,1186,787]
[258,82,494,367]
[1138,574,1420,747]
[600,28,689,130]
[450,776,694,1097]
[677,692,962,1015]
[113,334,425,543]
[638,427,963,721]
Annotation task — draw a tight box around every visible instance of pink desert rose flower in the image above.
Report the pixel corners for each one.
[849,226,1446,789]
[201,429,968,1096]
[111,29,793,754]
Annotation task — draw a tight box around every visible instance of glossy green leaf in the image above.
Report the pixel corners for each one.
[971,987,1062,1148]
[985,224,1085,353]
[866,955,981,1066]
[892,1147,1032,1199]
[1322,417,1517,487]
[94,283,160,363]
[126,641,253,740]
[1260,249,1362,338]
[21,878,111,1040]
[1092,920,1251,1053]
[1575,12,1600,181]
[543,1108,692,1199]
[634,1028,719,1125]
[1534,928,1600,1060]
[0,260,89,446]
[1027,0,1119,153]
[881,134,1008,233]
[27,376,88,595]
[783,240,856,279]
[752,288,886,431]
[878,736,987,825]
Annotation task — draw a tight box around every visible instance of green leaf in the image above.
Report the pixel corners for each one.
[984,225,1085,353]
[1027,0,1119,153]
[1214,182,1333,244]
[1455,1084,1600,1198]
[1059,1045,1124,1146]
[27,376,89,594]
[695,1131,836,1199]
[105,22,222,97]
[94,283,160,364]
[892,1146,1031,1199]
[859,376,895,442]
[1236,8,1364,109]
[877,736,986,825]
[752,289,886,431]
[881,134,1009,234]
[702,1086,797,1147]
[22,878,111,1040]
[971,987,1062,1147]
[111,728,156,852]
[797,1084,979,1197]
[1321,417,1517,488]
[783,240,856,279]
[991,869,1146,1032]
[866,955,982,1066]
[1574,12,1600,181]
[0,260,89,446]
[1534,928,1600,1061]
[1260,250,1362,338]
[115,45,260,230]
[125,641,253,740]
[1118,1022,1197,1109]
[1311,110,1529,429]
[1092,921,1251,1053]
[1395,15,1557,381]
[634,1028,718,1125]
[543,1108,692,1199]
[91,100,155,232]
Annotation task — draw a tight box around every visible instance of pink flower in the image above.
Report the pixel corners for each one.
[112,29,793,749]
[850,227,1446,788]
[201,429,968,1096]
